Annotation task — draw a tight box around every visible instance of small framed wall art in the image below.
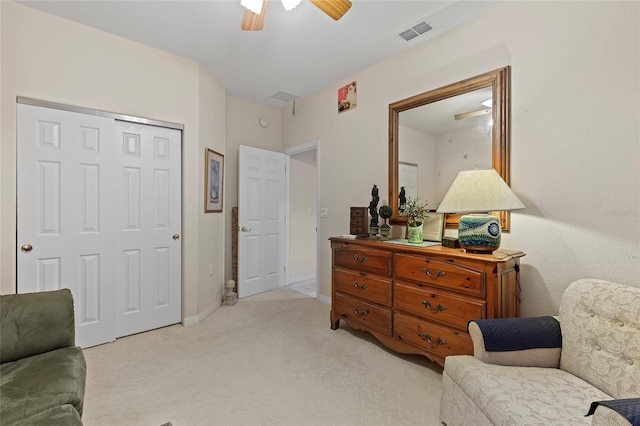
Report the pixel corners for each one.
[338,81,357,113]
[205,148,224,213]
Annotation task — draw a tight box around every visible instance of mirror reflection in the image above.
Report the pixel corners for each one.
[398,87,493,210]
[388,66,511,229]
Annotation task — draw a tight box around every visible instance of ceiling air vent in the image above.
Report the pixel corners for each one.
[269,91,299,103]
[398,21,433,42]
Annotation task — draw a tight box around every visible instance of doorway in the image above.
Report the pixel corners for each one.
[284,141,319,298]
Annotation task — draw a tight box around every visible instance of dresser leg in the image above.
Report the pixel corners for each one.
[330,311,340,330]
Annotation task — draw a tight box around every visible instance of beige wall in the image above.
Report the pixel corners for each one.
[282,1,640,316]
[197,64,227,316]
[2,1,639,322]
[0,2,226,320]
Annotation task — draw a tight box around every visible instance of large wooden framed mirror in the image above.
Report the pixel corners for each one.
[388,66,512,230]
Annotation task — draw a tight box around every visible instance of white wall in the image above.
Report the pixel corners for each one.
[282,1,640,316]
[0,2,226,320]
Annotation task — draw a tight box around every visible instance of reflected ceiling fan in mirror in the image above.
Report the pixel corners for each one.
[454,98,493,121]
[241,0,352,31]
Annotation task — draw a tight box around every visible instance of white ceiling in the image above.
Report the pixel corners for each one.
[18,0,502,108]
[400,86,493,134]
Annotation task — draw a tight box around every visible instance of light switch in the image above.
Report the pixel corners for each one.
[320,208,329,218]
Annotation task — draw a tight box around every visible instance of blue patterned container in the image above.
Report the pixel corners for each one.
[458,214,501,253]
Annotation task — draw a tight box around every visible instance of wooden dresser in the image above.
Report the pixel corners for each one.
[330,237,525,367]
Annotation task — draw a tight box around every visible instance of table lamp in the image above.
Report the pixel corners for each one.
[436,169,524,253]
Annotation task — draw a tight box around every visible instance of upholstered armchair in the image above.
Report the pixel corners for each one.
[440,279,640,426]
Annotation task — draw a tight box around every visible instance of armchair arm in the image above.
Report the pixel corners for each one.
[587,398,639,426]
[1,289,76,363]
[468,316,562,368]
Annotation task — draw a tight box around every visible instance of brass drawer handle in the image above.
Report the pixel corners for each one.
[352,281,368,290]
[418,332,432,343]
[352,307,370,317]
[422,268,446,278]
[352,254,368,263]
[421,301,447,313]
[418,332,447,348]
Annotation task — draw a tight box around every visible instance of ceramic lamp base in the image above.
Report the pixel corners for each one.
[458,214,501,253]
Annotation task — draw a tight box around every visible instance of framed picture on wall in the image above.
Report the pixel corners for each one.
[423,212,445,242]
[205,148,224,213]
[338,81,357,113]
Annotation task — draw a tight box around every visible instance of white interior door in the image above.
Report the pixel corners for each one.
[115,121,182,337]
[17,104,117,348]
[17,103,182,348]
[238,145,286,298]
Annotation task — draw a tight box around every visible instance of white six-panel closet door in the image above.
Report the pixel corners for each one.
[114,120,181,338]
[17,104,181,348]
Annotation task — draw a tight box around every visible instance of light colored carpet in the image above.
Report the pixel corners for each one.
[83,288,444,425]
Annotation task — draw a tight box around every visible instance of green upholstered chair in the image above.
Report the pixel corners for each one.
[1,289,86,425]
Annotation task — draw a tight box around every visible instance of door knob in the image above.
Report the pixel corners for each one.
[173,234,180,240]
[21,244,33,253]
[241,227,252,232]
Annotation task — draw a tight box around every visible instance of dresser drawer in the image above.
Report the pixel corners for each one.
[394,254,485,297]
[334,269,391,306]
[334,292,391,335]
[394,312,472,358]
[394,280,486,330]
[334,247,392,277]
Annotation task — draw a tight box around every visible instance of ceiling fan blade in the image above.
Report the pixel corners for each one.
[454,108,491,121]
[309,0,352,21]
[241,0,268,31]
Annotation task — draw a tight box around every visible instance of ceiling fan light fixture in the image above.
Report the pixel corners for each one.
[241,0,263,15]
[281,0,302,11]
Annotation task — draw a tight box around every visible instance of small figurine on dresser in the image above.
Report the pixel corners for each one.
[378,205,392,240]
[399,186,407,212]
[369,185,380,238]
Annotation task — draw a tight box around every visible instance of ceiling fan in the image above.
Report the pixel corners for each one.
[241,0,352,31]
[453,108,491,121]
[453,98,493,121]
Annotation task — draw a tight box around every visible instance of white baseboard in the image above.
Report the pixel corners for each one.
[317,294,330,305]
[182,302,219,327]
[289,274,317,284]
